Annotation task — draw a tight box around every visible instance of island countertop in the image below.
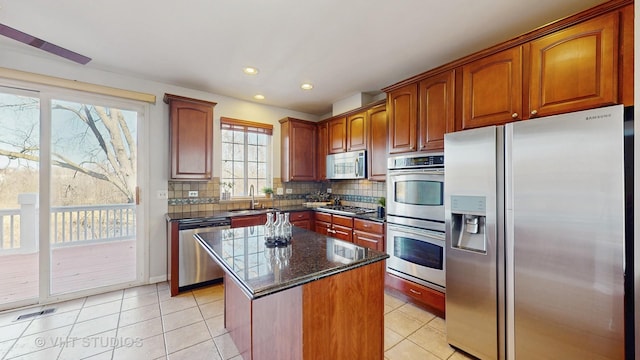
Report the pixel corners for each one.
[194,225,388,299]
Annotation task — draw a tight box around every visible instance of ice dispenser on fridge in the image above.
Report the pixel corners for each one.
[450,195,487,254]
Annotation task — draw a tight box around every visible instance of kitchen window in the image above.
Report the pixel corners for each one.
[220,117,273,197]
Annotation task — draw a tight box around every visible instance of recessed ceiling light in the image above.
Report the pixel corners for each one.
[301,83,313,90]
[254,94,265,100]
[243,67,259,75]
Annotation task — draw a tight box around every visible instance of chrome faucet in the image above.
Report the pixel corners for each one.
[249,185,258,209]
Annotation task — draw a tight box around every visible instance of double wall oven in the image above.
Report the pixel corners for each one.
[386,153,446,292]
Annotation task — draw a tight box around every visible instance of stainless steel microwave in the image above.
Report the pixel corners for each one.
[326,150,366,180]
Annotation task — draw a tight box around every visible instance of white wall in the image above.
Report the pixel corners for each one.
[0,50,320,282]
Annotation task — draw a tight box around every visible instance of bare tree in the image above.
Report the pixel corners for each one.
[0,99,136,202]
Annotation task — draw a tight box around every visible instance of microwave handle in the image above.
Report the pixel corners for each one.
[355,158,359,177]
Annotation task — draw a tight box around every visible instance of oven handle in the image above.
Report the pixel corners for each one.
[387,223,444,242]
[387,168,444,176]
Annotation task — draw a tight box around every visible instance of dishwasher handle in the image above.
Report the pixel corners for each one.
[178,218,231,230]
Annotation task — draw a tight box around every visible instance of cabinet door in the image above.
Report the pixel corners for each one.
[168,99,214,180]
[332,224,353,242]
[292,220,312,230]
[316,121,328,181]
[290,211,313,230]
[387,83,418,154]
[419,70,455,151]
[346,111,367,151]
[281,118,317,182]
[353,218,384,234]
[620,4,633,106]
[353,230,384,252]
[315,221,331,236]
[368,104,388,181]
[332,214,353,228]
[328,117,347,154]
[529,12,618,118]
[231,214,267,228]
[460,47,523,130]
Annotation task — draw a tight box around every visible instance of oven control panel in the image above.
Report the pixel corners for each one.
[388,153,444,170]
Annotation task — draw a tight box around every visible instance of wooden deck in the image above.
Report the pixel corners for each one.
[0,239,136,306]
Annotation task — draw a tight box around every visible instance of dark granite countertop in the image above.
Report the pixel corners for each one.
[166,206,385,223]
[352,212,386,223]
[165,205,310,222]
[195,226,388,299]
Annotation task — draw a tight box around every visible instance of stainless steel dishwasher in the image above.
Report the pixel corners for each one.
[178,218,230,290]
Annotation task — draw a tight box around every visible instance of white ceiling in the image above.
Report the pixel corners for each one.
[0,0,607,116]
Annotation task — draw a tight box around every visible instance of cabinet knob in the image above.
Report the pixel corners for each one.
[511,113,518,119]
[530,110,538,116]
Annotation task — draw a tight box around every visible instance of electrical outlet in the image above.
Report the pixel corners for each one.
[327,188,332,193]
[188,190,198,197]
[286,188,293,194]
[157,190,168,199]
[276,187,284,195]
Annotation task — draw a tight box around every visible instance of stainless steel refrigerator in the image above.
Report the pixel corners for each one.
[444,105,628,359]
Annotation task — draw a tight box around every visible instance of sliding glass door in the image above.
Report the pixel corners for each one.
[0,85,145,310]
[0,88,41,309]
[49,98,140,295]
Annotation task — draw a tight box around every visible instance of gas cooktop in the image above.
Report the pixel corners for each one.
[316,205,376,216]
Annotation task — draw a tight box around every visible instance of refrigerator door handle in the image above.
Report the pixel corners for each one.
[504,123,515,360]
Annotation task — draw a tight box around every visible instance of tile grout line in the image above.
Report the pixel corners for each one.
[195,290,226,359]
[158,283,169,359]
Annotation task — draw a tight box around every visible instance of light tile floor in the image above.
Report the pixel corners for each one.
[0,282,475,360]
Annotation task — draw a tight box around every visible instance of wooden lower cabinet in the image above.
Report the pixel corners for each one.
[353,218,384,252]
[314,212,353,242]
[230,214,267,228]
[225,260,385,359]
[385,272,445,318]
[289,210,313,230]
[167,220,180,296]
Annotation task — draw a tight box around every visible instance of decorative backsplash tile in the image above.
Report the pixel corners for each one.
[167,177,386,214]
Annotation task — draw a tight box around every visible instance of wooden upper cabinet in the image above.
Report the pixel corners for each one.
[280,117,317,182]
[164,94,216,180]
[346,110,367,151]
[328,117,347,154]
[316,121,328,181]
[419,70,455,151]
[460,47,523,130]
[528,12,618,118]
[619,4,633,106]
[368,104,388,181]
[388,83,418,154]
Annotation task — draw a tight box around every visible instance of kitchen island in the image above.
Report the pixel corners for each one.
[195,225,388,360]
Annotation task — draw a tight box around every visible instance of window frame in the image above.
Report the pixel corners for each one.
[220,117,273,198]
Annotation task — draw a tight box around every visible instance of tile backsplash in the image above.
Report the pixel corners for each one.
[167,177,386,214]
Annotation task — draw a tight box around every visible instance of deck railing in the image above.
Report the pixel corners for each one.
[1,199,135,252]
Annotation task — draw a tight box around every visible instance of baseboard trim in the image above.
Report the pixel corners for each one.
[149,275,167,284]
